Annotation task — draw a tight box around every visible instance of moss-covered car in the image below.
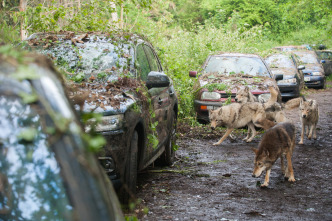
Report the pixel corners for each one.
[189,52,281,123]
[265,53,305,98]
[25,32,178,202]
[0,48,124,220]
[292,50,326,89]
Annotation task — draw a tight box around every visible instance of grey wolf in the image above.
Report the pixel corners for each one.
[235,86,287,123]
[252,122,296,187]
[209,86,278,145]
[298,98,319,144]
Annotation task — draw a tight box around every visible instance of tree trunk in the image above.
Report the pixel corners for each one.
[19,0,27,40]
[110,1,118,27]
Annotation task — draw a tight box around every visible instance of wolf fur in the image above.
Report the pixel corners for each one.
[235,86,287,123]
[252,122,296,187]
[209,86,278,145]
[298,99,319,144]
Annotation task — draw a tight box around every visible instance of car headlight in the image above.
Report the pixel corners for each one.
[85,115,124,132]
[257,93,271,103]
[312,72,322,76]
[201,91,221,100]
[278,78,297,84]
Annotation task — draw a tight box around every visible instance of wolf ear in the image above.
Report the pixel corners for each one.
[218,107,223,115]
[251,148,258,155]
[244,86,250,93]
[308,100,313,106]
[300,99,303,106]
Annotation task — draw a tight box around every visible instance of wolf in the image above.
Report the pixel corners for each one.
[252,122,296,187]
[209,86,278,145]
[298,98,319,144]
[235,86,287,123]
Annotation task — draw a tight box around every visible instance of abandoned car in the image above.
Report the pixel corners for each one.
[315,50,332,76]
[0,48,124,220]
[25,32,178,202]
[189,52,281,123]
[265,53,305,98]
[292,50,326,89]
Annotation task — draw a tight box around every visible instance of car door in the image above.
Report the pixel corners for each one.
[135,43,171,163]
[291,54,305,89]
[323,51,332,76]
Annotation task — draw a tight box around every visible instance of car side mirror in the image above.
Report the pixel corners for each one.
[321,60,326,64]
[274,74,283,81]
[297,65,305,70]
[189,71,197,77]
[146,71,170,89]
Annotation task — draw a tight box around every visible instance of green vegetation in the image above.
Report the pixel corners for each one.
[1,0,331,124]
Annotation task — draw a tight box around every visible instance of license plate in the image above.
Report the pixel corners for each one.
[304,77,310,82]
[207,106,218,110]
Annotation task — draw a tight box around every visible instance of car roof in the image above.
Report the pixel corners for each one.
[210,52,262,58]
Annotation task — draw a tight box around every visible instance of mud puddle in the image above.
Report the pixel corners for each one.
[135,83,332,220]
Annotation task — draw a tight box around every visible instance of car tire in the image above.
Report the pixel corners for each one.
[120,130,138,204]
[157,110,177,166]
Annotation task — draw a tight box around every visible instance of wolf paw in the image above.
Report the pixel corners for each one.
[288,177,295,182]
[260,184,269,188]
[298,141,303,145]
[212,142,220,146]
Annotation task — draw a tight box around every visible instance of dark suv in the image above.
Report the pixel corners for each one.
[25,32,178,202]
[0,48,124,220]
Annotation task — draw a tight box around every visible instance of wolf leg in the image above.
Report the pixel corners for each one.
[286,152,295,182]
[213,128,233,146]
[243,126,251,142]
[246,123,257,143]
[299,123,305,144]
[308,124,314,140]
[261,169,271,187]
[281,155,286,176]
[313,123,317,140]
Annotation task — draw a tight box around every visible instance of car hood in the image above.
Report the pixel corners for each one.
[270,68,296,78]
[302,64,324,73]
[68,81,137,115]
[196,73,276,93]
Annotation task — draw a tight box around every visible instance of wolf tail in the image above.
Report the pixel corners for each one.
[264,86,279,109]
[284,96,306,110]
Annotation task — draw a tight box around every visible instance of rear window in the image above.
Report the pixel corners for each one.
[204,56,270,77]
[29,35,135,82]
[0,95,74,220]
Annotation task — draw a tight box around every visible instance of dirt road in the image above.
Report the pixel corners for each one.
[135,83,332,220]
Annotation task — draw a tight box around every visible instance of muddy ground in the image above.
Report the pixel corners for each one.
[135,83,332,221]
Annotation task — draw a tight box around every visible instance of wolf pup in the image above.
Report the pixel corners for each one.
[209,86,277,145]
[299,99,319,144]
[252,122,296,187]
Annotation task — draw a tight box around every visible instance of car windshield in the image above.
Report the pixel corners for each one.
[203,56,270,77]
[29,34,135,82]
[293,52,319,64]
[0,95,75,220]
[265,55,295,68]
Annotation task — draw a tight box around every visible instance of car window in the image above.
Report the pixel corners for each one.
[294,52,319,64]
[204,56,270,77]
[136,44,151,81]
[29,35,135,82]
[143,45,161,72]
[0,95,74,220]
[265,54,295,69]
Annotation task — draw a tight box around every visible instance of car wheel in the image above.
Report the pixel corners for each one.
[120,130,138,204]
[157,110,177,166]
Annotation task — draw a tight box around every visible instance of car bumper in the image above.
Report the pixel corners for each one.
[304,76,325,88]
[277,83,300,98]
[194,100,225,122]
